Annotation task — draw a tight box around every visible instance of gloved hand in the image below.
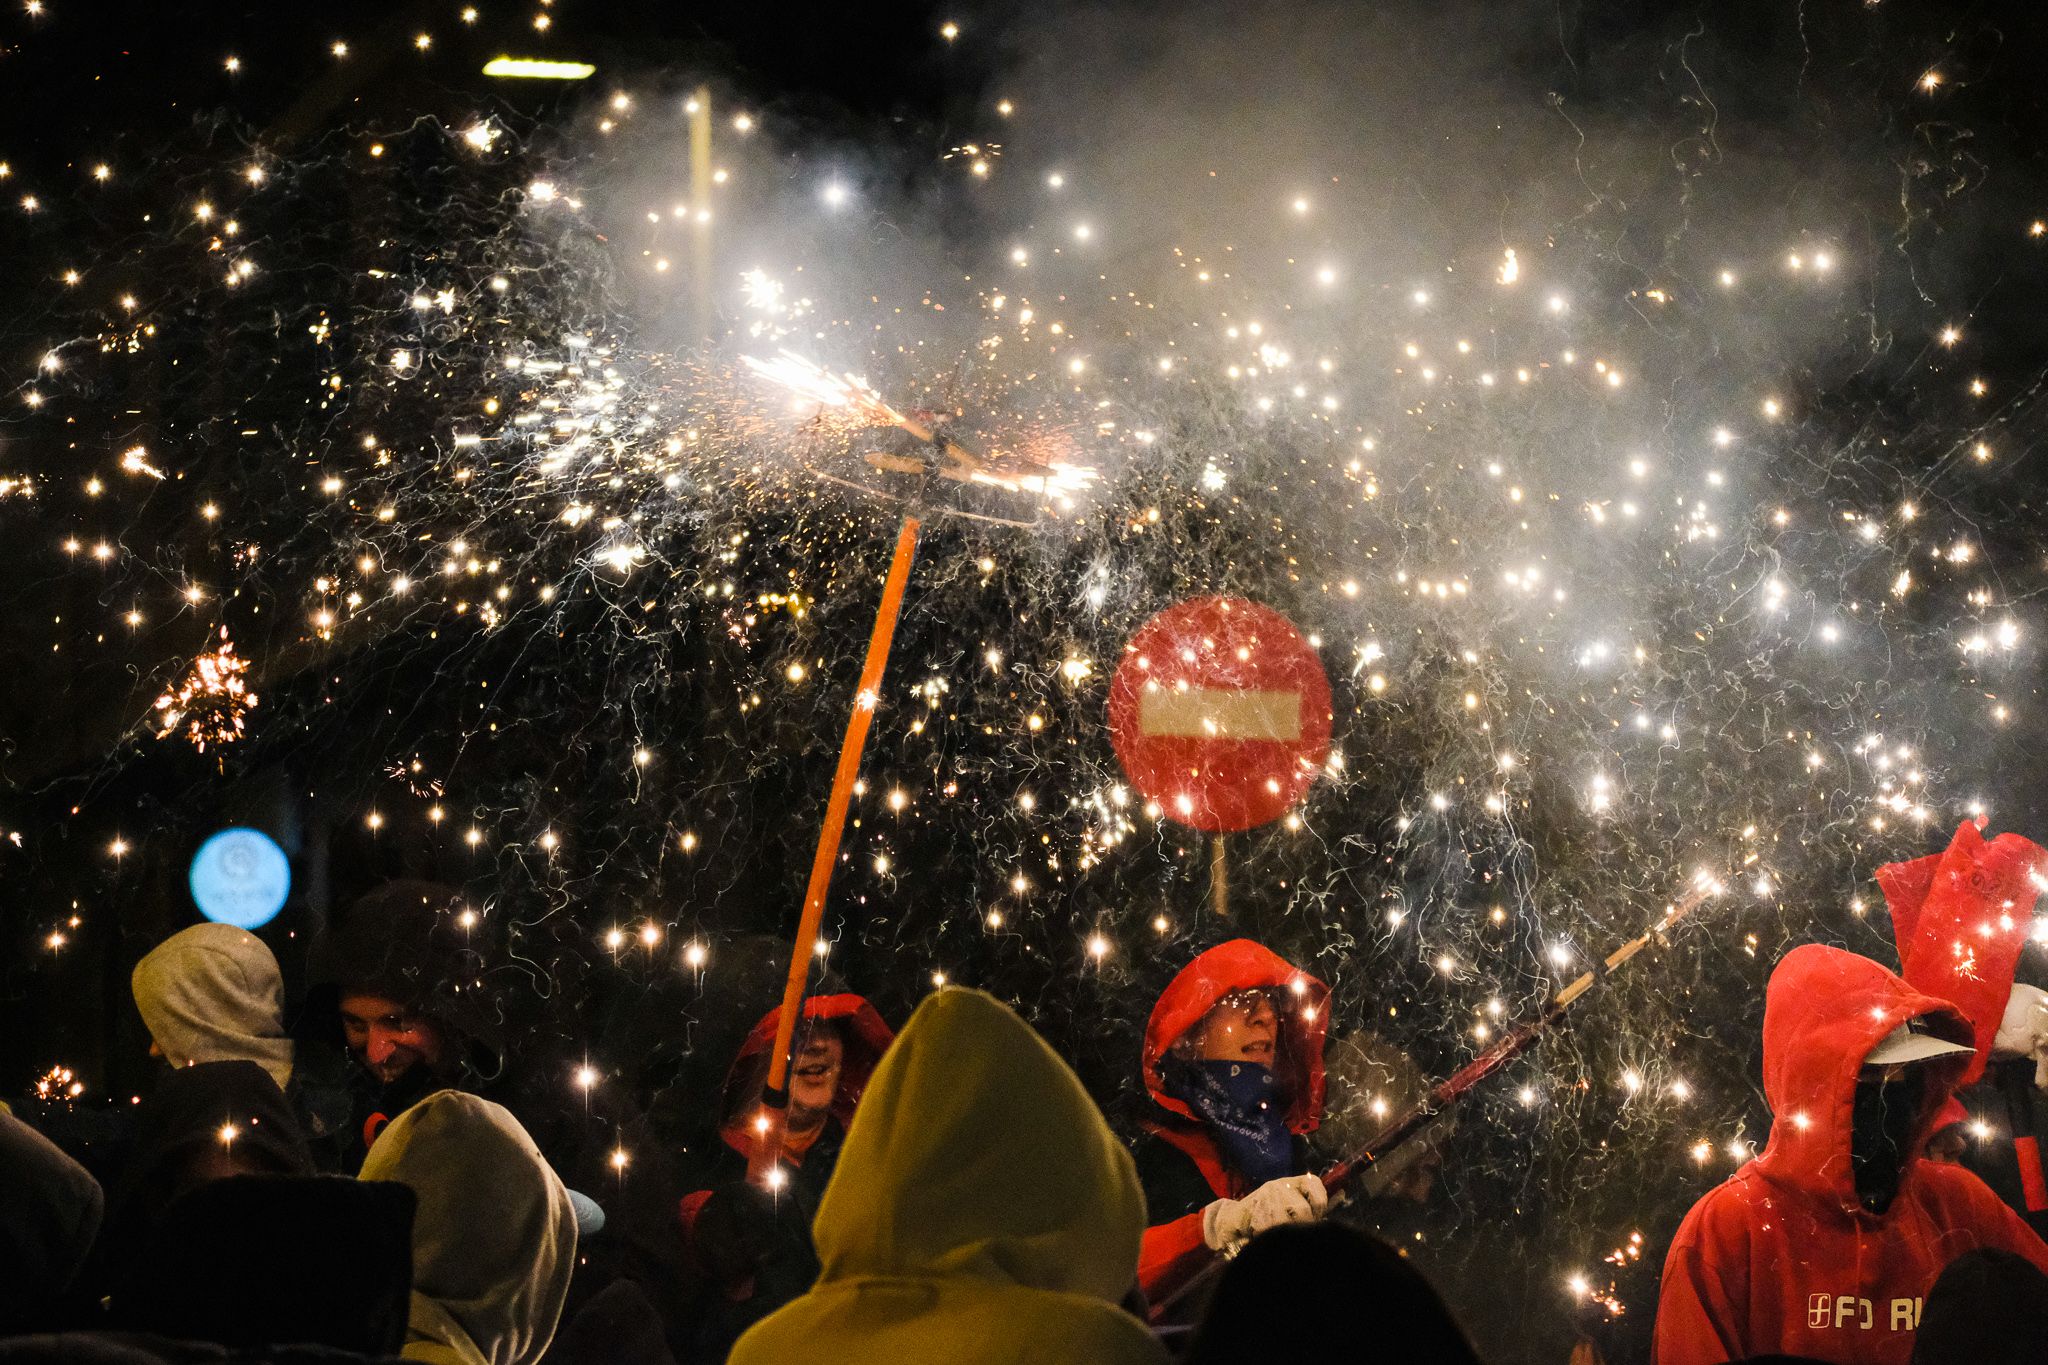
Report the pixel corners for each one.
[1200,1173,1328,1252]
[1994,983,2048,1089]
[693,1180,808,1293]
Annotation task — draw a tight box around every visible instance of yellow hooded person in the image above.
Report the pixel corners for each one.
[730,987,1168,1365]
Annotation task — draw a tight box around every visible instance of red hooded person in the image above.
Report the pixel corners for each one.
[1133,939,1332,1308]
[1877,822,2048,1191]
[679,993,894,1359]
[1654,945,2048,1365]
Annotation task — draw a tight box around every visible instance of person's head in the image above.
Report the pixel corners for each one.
[1143,940,1331,1138]
[339,991,449,1087]
[810,989,1149,1305]
[1757,946,1974,1217]
[315,881,502,1090]
[1381,1143,1445,1203]
[1850,1017,1973,1212]
[101,1060,315,1295]
[1913,1247,2048,1364]
[1185,1223,1485,1365]
[719,994,895,1148]
[1925,1120,1968,1164]
[131,922,294,1089]
[1851,1060,1932,1213]
[359,1090,576,1365]
[108,1174,415,1354]
[1180,986,1282,1065]
[1316,1031,1450,1206]
[787,1021,848,1134]
[127,1061,314,1202]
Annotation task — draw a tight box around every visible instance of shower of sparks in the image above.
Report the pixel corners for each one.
[152,628,259,751]
[8,7,2048,1354]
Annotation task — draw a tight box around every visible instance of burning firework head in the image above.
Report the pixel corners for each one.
[153,630,258,752]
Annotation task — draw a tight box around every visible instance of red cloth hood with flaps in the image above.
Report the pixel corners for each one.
[1142,939,1329,1134]
[1753,945,1974,1209]
[717,994,894,1156]
[1653,945,2048,1365]
[1878,821,2046,1100]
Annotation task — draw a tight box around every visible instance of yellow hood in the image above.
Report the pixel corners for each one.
[359,1091,576,1365]
[731,988,1165,1365]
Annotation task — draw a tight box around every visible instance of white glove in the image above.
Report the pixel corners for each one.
[1200,1173,1329,1252]
[1994,983,2048,1090]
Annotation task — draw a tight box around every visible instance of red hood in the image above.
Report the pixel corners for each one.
[720,993,895,1131]
[1879,820,2046,1091]
[1143,939,1329,1133]
[1754,945,1973,1213]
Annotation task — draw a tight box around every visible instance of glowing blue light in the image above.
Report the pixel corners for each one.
[189,828,290,929]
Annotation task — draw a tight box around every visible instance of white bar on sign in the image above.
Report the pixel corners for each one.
[1139,687,1301,741]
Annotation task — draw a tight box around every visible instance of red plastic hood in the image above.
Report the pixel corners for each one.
[722,993,896,1128]
[1142,939,1329,1133]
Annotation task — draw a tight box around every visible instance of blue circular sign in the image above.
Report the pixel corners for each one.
[189,828,291,929]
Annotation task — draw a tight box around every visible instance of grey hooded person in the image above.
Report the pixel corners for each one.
[359,1089,577,1365]
[132,923,295,1088]
[132,922,348,1155]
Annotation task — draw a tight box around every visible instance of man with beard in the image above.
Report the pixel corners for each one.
[309,881,505,1167]
[310,881,693,1356]
[1654,944,2048,1364]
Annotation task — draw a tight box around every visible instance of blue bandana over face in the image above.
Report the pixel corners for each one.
[1166,1057,1294,1186]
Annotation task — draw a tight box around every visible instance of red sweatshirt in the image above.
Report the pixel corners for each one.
[1134,938,1329,1305]
[1654,945,2048,1365]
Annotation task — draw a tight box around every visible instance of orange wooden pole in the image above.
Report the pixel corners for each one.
[748,512,924,1183]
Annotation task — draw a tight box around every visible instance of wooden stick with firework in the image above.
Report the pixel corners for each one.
[738,352,1089,1185]
[1155,872,1724,1317]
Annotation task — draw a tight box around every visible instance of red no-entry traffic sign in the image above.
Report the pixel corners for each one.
[1107,596,1333,832]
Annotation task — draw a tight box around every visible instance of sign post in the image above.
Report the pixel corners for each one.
[1108,596,1333,909]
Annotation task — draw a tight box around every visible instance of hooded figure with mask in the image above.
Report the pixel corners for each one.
[1133,939,1332,1308]
[1654,945,2048,1365]
[727,988,1165,1365]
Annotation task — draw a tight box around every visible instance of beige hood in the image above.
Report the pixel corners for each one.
[132,923,293,1089]
[359,1091,577,1365]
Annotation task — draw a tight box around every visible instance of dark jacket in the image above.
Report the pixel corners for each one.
[1133,939,1328,1307]
[108,1175,415,1354]
[0,1108,105,1333]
